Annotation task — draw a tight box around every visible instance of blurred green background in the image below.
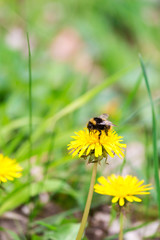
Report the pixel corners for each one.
[0,0,160,239]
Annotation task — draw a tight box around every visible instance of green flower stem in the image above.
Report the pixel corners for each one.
[119,211,124,240]
[76,162,98,240]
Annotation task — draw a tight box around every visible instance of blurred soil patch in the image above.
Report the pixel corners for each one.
[0,202,159,240]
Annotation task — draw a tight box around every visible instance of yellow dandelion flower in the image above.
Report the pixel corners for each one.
[0,154,22,183]
[94,174,153,206]
[68,128,126,163]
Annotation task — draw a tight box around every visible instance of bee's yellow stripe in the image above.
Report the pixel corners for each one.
[90,118,96,125]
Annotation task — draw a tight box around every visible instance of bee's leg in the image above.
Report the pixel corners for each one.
[105,129,108,136]
[98,131,102,139]
[88,128,93,135]
[105,126,110,136]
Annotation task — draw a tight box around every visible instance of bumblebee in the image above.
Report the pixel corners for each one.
[87,114,116,138]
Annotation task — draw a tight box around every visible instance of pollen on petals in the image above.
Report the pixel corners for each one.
[94,174,153,206]
[0,154,22,183]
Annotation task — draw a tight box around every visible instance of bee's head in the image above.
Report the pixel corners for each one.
[87,121,94,130]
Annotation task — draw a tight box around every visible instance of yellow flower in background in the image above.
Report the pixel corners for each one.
[94,174,153,206]
[0,154,22,183]
[68,128,126,163]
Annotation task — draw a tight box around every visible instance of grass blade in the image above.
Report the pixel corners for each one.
[139,54,160,218]
[26,33,32,203]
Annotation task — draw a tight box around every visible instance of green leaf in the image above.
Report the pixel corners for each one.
[32,208,78,231]
[0,227,21,240]
[51,223,80,240]
[0,179,77,215]
[31,235,42,240]
[139,54,160,218]
[6,231,22,240]
[37,221,57,231]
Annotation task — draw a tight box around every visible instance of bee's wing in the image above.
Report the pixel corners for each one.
[99,120,117,126]
[99,113,109,120]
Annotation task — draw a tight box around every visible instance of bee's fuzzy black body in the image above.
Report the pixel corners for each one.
[87,115,113,138]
